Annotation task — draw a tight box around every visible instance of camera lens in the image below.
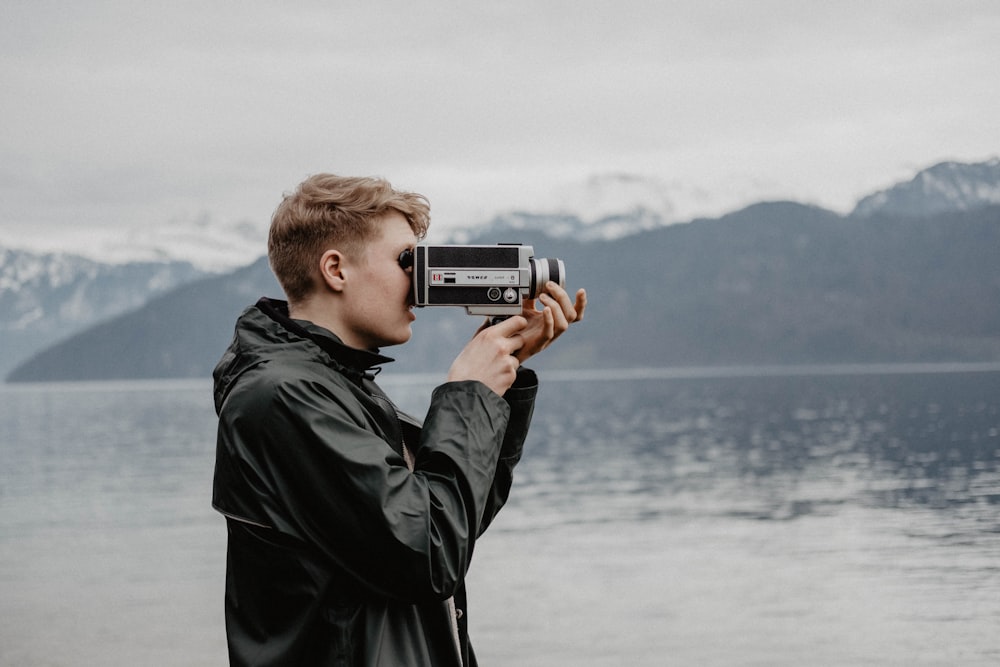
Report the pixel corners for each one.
[529,257,565,297]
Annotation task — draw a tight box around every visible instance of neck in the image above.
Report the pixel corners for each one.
[288,297,357,348]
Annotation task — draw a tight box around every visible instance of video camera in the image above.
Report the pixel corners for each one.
[409,244,566,316]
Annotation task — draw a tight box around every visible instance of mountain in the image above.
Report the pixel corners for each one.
[5,256,280,382]
[7,212,268,272]
[0,247,207,378]
[85,212,267,271]
[580,202,1000,368]
[7,157,1000,382]
[8,200,1000,382]
[447,173,687,243]
[853,158,1000,218]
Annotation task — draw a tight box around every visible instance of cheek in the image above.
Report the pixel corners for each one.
[396,270,413,294]
[372,270,410,305]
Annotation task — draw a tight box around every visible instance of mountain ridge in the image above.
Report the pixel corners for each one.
[0,248,206,378]
[853,158,1000,218]
[4,156,998,269]
[5,157,1000,382]
[8,200,1000,382]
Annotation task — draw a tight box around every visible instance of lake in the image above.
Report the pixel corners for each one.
[2,365,999,665]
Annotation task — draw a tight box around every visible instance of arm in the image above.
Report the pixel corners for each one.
[477,367,537,535]
[215,370,512,603]
[446,281,585,531]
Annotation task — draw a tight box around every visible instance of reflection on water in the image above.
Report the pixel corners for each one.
[2,369,1000,666]
[502,370,1000,524]
[447,369,1000,666]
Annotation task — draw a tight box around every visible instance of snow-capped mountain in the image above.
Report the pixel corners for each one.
[5,157,1000,379]
[447,173,695,243]
[8,212,268,273]
[542,172,680,226]
[0,246,206,377]
[852,158,1000,218]
[8,159,999,271]
[101,212,267,270]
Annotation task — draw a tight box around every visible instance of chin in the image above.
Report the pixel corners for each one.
[380,327,412,348]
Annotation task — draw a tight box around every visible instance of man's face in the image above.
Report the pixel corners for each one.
[338,211,418,350]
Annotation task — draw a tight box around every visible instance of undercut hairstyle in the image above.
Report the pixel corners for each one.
[268,174,431,303]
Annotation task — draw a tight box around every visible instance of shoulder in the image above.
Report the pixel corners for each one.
[224,357,366,423]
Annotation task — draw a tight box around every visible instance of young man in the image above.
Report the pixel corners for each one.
[212,174,586,666]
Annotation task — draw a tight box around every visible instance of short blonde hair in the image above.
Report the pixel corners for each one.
[268,174,430,302]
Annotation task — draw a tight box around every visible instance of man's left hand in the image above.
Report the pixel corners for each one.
[510,281,587,363]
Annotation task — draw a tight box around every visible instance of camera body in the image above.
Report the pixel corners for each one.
[412,244,565,316]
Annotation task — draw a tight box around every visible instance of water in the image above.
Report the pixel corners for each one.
[2,367,999,666]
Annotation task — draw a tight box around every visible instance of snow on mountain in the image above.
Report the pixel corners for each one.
[7,212,268,272]
[101,212,268,270]
[0,245,206,377]
[5,157,999,379]
[447,172,701,242]
[852,158,1000,218]
[7,157,999,277]
[543,173,680,225]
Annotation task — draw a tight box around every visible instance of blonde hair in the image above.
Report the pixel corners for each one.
[268,174,430,302]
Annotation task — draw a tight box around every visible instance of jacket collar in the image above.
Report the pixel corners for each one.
[255,297,394,377]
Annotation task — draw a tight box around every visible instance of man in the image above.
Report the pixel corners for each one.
[212,173,586,666]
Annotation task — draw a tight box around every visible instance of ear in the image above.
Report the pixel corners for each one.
[318,248,347,292]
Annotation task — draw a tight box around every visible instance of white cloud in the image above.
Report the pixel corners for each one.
[2,0,999,250]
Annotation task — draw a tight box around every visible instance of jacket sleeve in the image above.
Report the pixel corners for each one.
[215,369,512,604]
[476,367,537,535]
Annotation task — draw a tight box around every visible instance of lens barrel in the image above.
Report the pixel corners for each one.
[529,257,565,298]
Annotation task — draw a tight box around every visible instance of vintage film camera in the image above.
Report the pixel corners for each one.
[410,244,566,316]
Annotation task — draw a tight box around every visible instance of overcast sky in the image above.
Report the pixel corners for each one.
[3,0,999,253]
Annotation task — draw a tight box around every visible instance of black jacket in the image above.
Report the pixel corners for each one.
[212,298,537,666]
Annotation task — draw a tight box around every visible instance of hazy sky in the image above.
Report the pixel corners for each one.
[3,0,999,252]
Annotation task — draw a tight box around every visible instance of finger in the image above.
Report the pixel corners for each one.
[545,281,578,322]
[539,293,569,333]
[519,306,555,359]
[506,332,526,355]
[542,279,568,294]
[573,289,587,322]
[492,315,528,336]
[542,301,555,340]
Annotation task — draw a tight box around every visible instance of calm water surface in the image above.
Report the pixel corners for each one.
[1,367,999,666]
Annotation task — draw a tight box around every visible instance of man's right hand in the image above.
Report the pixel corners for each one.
[446,316,528,396]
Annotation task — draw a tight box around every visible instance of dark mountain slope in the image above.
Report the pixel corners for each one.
[8,202,1000,382]
[7,257,280,382]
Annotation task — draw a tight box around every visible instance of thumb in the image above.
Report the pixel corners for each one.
[491,315,528,336]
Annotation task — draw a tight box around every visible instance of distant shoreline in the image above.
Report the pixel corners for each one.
[382,361,1000,385]
[5,362,1000,391]
[537,362,1000,382]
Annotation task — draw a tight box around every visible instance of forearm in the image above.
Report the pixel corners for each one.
[478,367,537,535]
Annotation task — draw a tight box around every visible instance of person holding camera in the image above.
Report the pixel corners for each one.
[212,173,586,666]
